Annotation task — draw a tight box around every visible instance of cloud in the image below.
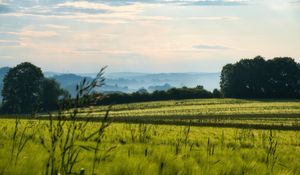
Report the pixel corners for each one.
[193,44,231,50]
[0,3,12,13]
[74,48,136,55]
[0,39,20,46]
[43,24,69,29]
[91,0,248,6]
[0,1,172,24]
[0,0,248,16]
[2,30,59,38]
[100,0,248,6]
[54,7,110,14]
[57,2,112,10]
[261,0,300,11]
[56,1,149,14]
[0,0,246,25]
[183,0,248,6]
[290,0,300,4]
[187,16,240,21]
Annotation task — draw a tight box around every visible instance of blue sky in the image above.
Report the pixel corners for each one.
[0,0,299,73]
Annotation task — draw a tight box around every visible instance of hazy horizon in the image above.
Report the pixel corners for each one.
[1,0,300,73]
[0,65,221,74]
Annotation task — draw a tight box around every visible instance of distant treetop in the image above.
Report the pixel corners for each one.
[220,56,300,98]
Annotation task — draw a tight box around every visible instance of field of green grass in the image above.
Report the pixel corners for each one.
[1,98,300,174]
[67,99,300,130]
[77,99,300,116]
[1,121,300,175]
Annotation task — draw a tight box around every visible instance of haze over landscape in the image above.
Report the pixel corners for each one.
[1,1,300,174]
[0,0,299,74]
[0,66,220,97]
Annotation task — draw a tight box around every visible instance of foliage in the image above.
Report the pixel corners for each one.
[94,85,216,105]
[1,62,68,114]
[1,62,44,114]
[39,78,68,111]
[212,89,222,98]
[221,56,300,98]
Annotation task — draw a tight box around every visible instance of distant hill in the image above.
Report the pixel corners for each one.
[0,67,10,80]
[51,74,92,96]
[50,74,132,97]
[0,66,221,98]
[106,72,149,78]
[104,72,220,91]
[44,71,63,77]
[57,72,221,94]
[0,67,10,100]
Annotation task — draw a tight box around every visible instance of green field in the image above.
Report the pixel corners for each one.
[67,99,300,130]
[1,98,300,174]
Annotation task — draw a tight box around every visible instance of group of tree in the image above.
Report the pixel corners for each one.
[221,56,300,98]
[0,62,221,114]
[1,62,68,114]
[2,55,300,114]
[91,86,221,105]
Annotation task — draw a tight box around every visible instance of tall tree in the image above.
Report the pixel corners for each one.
[220,63,236,97]
[1,62,44,113]
[40,78,66,111]
[266,57,300,98]
[221,56,300,98]
[233,56,267,98]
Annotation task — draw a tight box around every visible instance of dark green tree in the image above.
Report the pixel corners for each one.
[221,56,300,98]
[220,63,236,97]
[1,62,44,114]
[212,89,222,98]
[40,78,67,111]
[266,57,300,98]
[233,56,267,98]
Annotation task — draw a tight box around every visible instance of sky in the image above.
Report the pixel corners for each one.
[0,0,299,73]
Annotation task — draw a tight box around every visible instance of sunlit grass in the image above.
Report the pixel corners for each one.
[0,121,300,174]
[1,99,300,174]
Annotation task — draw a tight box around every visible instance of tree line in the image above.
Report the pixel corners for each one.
[91,86,220,105]
[1,56,299,114]
[221,56,300,98]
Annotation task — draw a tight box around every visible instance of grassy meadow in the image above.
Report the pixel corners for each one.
[1,98,300,174]
[62,99,300,130]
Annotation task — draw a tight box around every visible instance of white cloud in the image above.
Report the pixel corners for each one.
[5,30,58,38]
[43,24,69,29]
[0,0,8,4]
[0,0,299,73]
[193,44,231,50]
[56,1,156,13]
[0,1,171,24]
[260,0,299,11]
[187,16,240,21]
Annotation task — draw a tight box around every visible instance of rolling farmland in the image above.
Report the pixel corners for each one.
[0,121,300,174]
[1,98,300,174]
[64,99,300,130]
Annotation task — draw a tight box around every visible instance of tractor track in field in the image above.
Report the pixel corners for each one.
[1,113,300,131]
